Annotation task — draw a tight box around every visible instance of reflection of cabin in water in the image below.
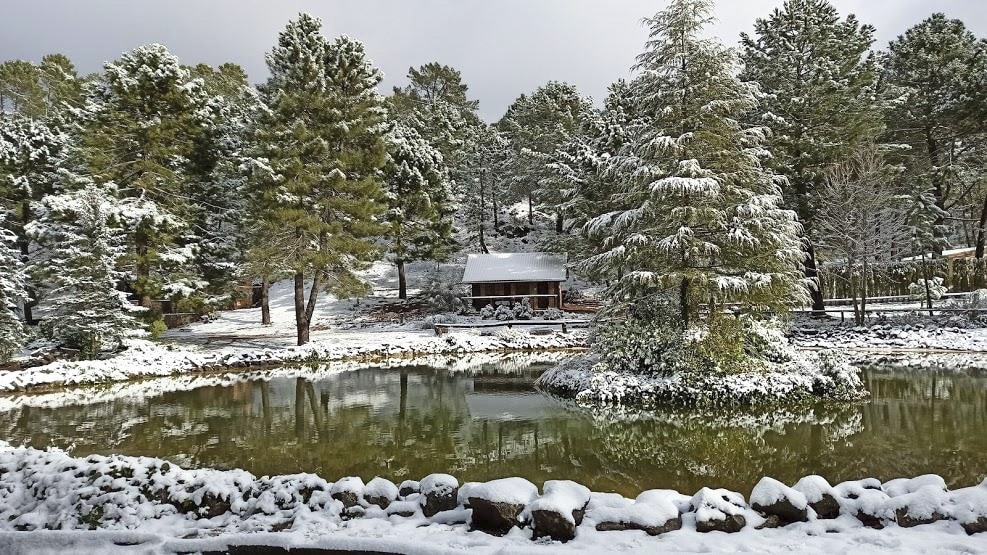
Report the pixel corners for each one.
[461,252,567,310]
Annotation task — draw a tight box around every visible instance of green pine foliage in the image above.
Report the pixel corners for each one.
[581,0,807,332]
[0,216,28,362]
[382,123,455,299]
[252,13,388,344]
[27,184,140,358]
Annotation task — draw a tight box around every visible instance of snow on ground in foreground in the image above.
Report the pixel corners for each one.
[0,443,984,555]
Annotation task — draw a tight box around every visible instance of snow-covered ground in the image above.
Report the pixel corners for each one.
[0,443,984,554]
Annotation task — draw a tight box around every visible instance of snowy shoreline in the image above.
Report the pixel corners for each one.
[536,352,867,407]
[0,442,984,554]
[0,330,588,394]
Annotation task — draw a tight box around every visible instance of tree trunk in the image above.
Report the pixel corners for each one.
[478,221,489,254]
[860,259,868,324]
[492,192,500,233]
[261,278,271,325]
[920,254,934,316]
[804,240,825,316]
[293,272,309,346]
[679,278,690,329]
[925,127,946,256]
[18,200,36,324]
[527,194,533,225]
[397,258,407,300]
[135,228,152,308]
[555,211,563,234]
[976,191,987,259]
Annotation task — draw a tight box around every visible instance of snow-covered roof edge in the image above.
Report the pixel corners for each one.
[462,252,567,283]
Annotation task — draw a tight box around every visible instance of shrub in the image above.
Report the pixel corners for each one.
[149,319,168,340]
[542,307,564,320]
[494,304,514,321]
[479,305,495,320]
[512,299,533,320]
[421,266,466,314]
[908,277,947,302]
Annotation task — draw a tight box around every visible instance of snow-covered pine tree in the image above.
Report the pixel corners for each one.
[27,184,139,358]
[254,14,388,345]
[0,116,72,323]
[0,215,28,362]
[740,0,883,312]
[581,0,806,331]
[187,63,260,305]
[460,124,509,253]
[80,44,210,308]
[498,82,592,232]
[883,14,987,255]
[383,123,455,299]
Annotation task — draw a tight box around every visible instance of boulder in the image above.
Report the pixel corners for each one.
[691,487,748,534]
[529,480,592,542]
[750,477,808,524]
[330,476,365,509]
[793,475,841,519]
[398,480,420,498]
[962,517,987,536]
[888,485,947,528]
[363,477,398,509]
[419,474,459,517]
[950,483,987,535]
[461,478,538,536]
[755,514,782,529]
[469,497,528,536]
[590,489,685,536]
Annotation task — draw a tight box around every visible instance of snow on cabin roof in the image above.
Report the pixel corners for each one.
[901,246,975,261]
[462,252,567,283]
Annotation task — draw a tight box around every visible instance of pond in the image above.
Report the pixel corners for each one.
[2,358,986,497]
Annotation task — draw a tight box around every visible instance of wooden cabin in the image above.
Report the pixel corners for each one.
[461,252,567,310]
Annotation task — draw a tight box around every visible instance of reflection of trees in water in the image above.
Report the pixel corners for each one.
[1,366,985,496]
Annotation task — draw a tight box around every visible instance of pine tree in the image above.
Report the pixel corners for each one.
[80,43,210,307]
[0,116,71,323]
[582,0,806,330]
[460,124,509,253]
[254,14,387,345]
[883,14,987,255]
[382,123,455,299]
[187,63,260,304]
[27,184,139,358]
[498,82,592,231]
[740,0,883,312]
[0,216,28,362]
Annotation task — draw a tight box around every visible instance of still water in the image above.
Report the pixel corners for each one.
[2,359,986,496]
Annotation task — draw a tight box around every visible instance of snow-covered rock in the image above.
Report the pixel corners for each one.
[363,477,398,509]
[461,478,538,536]
[528,480,592,542]
[419,473,459,517]
[691,488,748,533]
[750,477,808,524]
[792,475,841,519]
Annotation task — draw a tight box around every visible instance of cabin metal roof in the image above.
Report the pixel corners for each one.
[462,252,567,283]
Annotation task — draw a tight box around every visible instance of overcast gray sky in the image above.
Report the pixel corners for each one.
[2,1,984,120]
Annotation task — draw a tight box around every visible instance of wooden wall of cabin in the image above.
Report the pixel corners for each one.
[470,281,562,309]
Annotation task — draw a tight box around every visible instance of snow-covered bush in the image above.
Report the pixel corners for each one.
[494,304,514,321]
[542,307,564,320]
[419,313,461,330]
[479,304,495,320]
[949,289,987,321]
[420,266,465,314]
[594,298,712,377]
[908,277,947,302]
[512,299,533,320]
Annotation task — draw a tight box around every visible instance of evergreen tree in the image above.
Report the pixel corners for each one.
[27,184,139,358]
[498,82,592,231]
[740,0,883,312]
[460,124,509,253]
[187,63,259,304]
[0,55,83,121]
[382,123,454,299]
[0,116,71,323]
[80,43,210,307]
[0,216,28,362]
[582,0,806,331]
[254,14,387,345]
[883,14,987,255]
